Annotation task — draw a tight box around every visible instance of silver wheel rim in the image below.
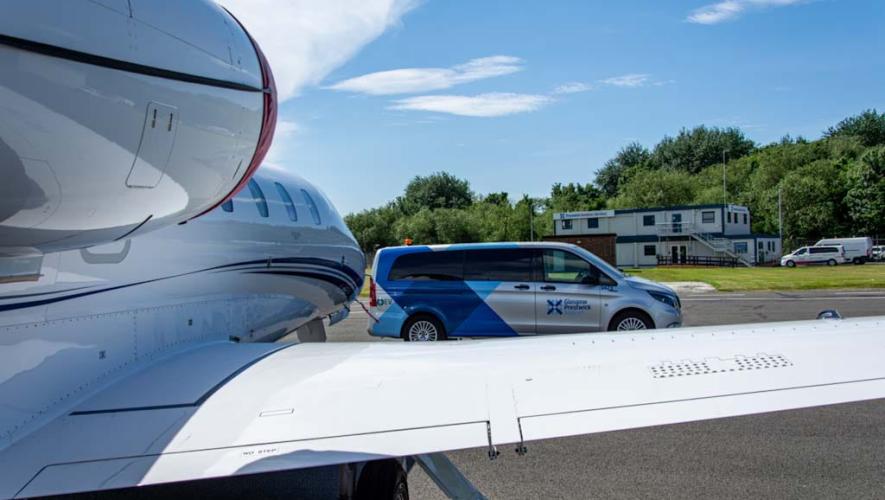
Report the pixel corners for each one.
[408,320,439,341]
[617,317,647,331]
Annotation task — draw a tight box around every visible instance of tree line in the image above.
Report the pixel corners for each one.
[345,110,885,254]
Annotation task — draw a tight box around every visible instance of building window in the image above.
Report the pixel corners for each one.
[701,211,715,224]
[758,241,764,249]
[642,214,655,226]
[734,242,748,254]
[221,200,233,213]
[743,213,748,224]
[301,189,321,225]
[248,179,269,218]
[588,218,599,229]
[274,182,298,222]
[561,219,572,230]
[727,212,732,223]
[643,245,656,256]
[768,241,774,251]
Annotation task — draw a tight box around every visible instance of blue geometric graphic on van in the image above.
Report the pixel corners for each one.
[547,299,563,315]
[381,279,516,337]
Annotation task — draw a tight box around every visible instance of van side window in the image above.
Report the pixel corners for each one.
[221,200,233,213]
[810,247,835,254]
[274,182,298,222]
[464,249,533,282]
[248,179,268,218]
[542,250,594,284]
[388,251,464,281]
[301,189,321,225]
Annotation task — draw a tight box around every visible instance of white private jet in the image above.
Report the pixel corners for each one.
[2,2,885,498]
[0,0,276,278]
[0,165,884,498]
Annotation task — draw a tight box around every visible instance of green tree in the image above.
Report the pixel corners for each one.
[825,109,885,147]
[780,160,849,241]
[844,147,885,236]
[650,125,755,174]
[610,168,697,209]
[548,182,606,212]
[594,142,650,197]
[344,204,400,253]
[394,208,437,244]
[397,172,473,215]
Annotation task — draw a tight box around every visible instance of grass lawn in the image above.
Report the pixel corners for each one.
[625,264,885,291]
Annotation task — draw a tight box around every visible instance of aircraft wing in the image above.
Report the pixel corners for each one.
[3,317,885,497]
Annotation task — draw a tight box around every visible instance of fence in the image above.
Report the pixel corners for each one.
[657,255,739,267]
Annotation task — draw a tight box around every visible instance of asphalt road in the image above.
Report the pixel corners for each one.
[325,290,885,499]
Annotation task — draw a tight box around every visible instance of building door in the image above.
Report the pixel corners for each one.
[670,246,678,263]
[671,213,682,233]
[679,245,687,264]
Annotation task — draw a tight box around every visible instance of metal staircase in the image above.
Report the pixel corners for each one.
[656,222,753,267]
[691,232,753,267]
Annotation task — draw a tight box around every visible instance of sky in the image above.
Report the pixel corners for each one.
[219,0,885,215]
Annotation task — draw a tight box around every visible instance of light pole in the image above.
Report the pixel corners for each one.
[529,199,535,242]
[722,149,729,207]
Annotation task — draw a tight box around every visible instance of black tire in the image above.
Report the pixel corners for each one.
[402,314,447,341]
[827,259,837,266]
[785,260,796,268]
[355,460,409,500]
[853,257,865,265]
[608,309,655,332]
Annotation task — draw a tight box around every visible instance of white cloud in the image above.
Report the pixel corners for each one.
[552,82,594,94]
[600,74,651,88]
[264,119,302,164]
[687,0,805,25]
[216,0,420,101]
[390,93,553,117]
[328,56,523,95]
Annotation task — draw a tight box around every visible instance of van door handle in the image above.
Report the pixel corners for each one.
[540,285,556,291]
[514,284,530,290]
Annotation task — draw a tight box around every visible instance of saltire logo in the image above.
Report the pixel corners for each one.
[547,299,563,315]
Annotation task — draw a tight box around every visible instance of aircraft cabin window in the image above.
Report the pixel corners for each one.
[221,200,233,213]
[274,182,298,222]
[248,179,269,218]
[301,189,322,225]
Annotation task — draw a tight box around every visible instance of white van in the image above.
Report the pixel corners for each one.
[815,237,873,264]
[780,245,845,267]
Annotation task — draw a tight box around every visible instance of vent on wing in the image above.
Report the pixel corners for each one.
[650,354,792,379]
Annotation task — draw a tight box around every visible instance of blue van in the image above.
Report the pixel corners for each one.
[367,242,682,341]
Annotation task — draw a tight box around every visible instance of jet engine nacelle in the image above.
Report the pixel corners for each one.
[0,0,276,278]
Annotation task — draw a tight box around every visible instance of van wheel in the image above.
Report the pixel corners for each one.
[853,258,865,265]
[403,315,446,341]
[609,310,654,332]
[785,260,796,268]
[827,259,837,266]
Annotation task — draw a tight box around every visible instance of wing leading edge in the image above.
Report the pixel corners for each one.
[3,317,885,497]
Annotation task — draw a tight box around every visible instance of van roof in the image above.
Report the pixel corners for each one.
[377,241,580,253]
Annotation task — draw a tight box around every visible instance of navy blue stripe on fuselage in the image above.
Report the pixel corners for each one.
[0,258,361,312]
[247,270,356,297]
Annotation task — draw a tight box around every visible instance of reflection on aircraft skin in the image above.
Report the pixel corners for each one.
[0,166,365,450]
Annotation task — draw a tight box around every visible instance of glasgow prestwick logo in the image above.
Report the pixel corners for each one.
[547,299,563,315]
[547,298,592,315]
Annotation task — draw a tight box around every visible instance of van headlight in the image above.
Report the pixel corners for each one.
[648,290,680,310]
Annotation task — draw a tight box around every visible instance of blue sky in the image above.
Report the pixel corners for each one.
[231,0,884,215]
